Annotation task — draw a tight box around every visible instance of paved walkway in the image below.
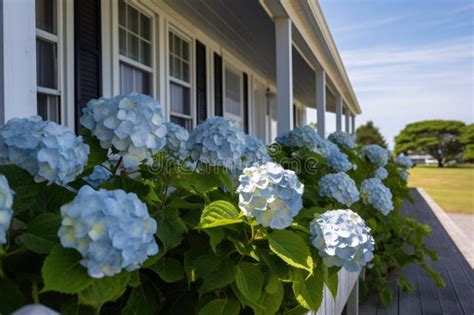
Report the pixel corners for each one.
[449,213,474,240]
[360,189,474,315]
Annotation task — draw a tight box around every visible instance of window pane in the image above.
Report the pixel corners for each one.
[127,6,139,33]
[134,69,151,95]
[36,0,56,34]
[170,82,190,115]
[173,33,181,57]
[128,33,139,61]
[182,40,189,61]
[120,62,150,95]
[140,14,150,40]
[119,0,126,27]
[119,28,127,56]
[170,116,192,132]
[182,61,189,83]
[224,67,242,116]
[37,93,60,123]
[140,41,151,66]
[36,39,57,89]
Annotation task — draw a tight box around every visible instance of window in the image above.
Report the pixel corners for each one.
[224,64,243,126]
[169,31,192,130]
[118,0,152,95]
[36,0,60,123]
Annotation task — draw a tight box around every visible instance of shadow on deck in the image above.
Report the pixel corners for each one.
[359,189,474,315]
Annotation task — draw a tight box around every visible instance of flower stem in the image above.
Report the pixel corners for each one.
[112,156,123,175]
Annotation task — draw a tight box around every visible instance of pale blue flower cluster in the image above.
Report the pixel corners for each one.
[58,185,158,278]
[398,169,409,182]
[83,165,111,188]
[327,150,353,172]
[12,305,59,315]
[328,131,356,149]
[163,122,189,160]
[242,135,271,168]
[310,209,374,272]
[276,125,319,151]
[0,175,14,245]
[237,162,304,229]
[186,117,246,170]
[374,167,388,180]
[319,172,360,206]
[396,155,413,168]
[80,93,167,169]
[361,144,389,167]
[360,178,394,215]
[313,135,340,158]
[0,116,89,185]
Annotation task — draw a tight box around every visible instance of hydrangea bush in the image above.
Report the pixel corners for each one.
[0,96,443,314]
[328,131,356,149]
[361,144,389,167]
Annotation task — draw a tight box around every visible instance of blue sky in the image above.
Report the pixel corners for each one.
[317,0,473,148]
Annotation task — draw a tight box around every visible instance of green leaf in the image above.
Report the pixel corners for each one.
[122,275,163,315]
[0,278,25,314]
[148,257,184,283]
[172,172,220,195]
[379,285,393,307]
[223,299,241,315]
[21,213,61,254]
[421,262,446,288]
[268,230,314,273]
[216,167,235,194]
[255,277,284,315]
[79,271,130,307]
[199,200,242,228]
[283,305,307,315]
[291,269,323,311]
[198,299,227,315]
[83,134,108,170]
[259,250,290,278]
[156,206,187,251]
[265,273,281,294]
[322,265,339,299]
[129,270,141,287]
[235,262,264,304]
[204,228,226,252]
[61,298,96,315]
[42,246,93,294]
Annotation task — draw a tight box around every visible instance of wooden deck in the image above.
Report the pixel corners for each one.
[359,189,474,315]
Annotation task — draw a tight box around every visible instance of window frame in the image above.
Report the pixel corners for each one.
[117,0,154,95]
[167,25,195,128]
[222,61,244,127]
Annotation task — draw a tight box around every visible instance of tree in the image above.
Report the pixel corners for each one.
[460,124,474,162]
[355,121,387,149]
[394,120,465,167]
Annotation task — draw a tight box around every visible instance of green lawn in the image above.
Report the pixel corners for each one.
[408,165,474,214]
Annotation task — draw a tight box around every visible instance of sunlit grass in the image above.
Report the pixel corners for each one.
[408,165,474,214]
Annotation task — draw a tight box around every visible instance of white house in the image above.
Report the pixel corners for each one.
[0,1,361,313]
[0,0,360,143]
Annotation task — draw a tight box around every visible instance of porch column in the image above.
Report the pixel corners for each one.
[0,0,37,123]
[316,70,326,137]
[351,114,356,134]
[335,95,343,132]
[345,107,350,132]
[275,17,293,135]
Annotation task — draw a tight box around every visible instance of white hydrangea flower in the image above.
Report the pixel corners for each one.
[0,116,89,185]
[236,162,304,229]
[360,178,394,215]
[0,175,14,245]
[319,172,360,206]
[80,93,167,169]
[310,209,374,272]
[58,186,158,278]
[328,131,356,149]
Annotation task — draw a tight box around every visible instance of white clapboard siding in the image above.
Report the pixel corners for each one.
[313,269,360,315]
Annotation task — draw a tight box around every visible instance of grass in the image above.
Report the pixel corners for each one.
[408,165,474,214]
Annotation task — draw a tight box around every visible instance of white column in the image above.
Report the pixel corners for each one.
[351,115,356,134]
[316,70,326,137]
[335,95,343,132]
[275,17,293,135]
[0,0,37,123]
[345,107,350,132]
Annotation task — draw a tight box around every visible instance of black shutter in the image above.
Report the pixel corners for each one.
[214,53,223,116]
[74,0,102,133]
[243,72,249,133]
[195,40,207,124]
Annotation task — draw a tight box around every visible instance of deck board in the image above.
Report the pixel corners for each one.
[360,189,474,314]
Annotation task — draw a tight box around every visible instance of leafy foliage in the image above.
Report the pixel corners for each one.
[355,121,388,149]
[460,123,474,162]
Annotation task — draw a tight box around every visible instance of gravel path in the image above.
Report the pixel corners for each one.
[448,213,474,240]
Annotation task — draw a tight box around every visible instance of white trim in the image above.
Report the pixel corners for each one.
[316,70,326,137]
[37,86,60,96]
[36,29,58,43]
[119,55,153,73]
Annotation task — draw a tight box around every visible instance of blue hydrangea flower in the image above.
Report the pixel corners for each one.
[242,135,271,168]
[310,209,374,272]
[58,186,158,278]
[327,151,353,172]
[398,169,409,181]
[328,131,356,149]
[319,173,360,206]
[374,167,388,180]
[83,165,111,188]
[396,155,413,168]
[0,116,89,185]
[276,125,319,151]
[186,117,246,171]
[361,145,389,167]
[163,122,189,160]
[236,162,304,229]
[0,175,14,245]
[80,93,167,169]
[12,305,59,315]
[360,178,394,215]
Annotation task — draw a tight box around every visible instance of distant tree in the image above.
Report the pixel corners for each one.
[460,124,474,162]
[394,120,465,167]
[355,121,387,149]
